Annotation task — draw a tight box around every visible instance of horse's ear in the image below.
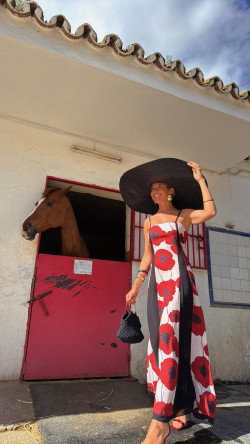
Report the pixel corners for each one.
[61,185,72,195]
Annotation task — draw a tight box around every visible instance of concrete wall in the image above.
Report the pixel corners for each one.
[0,116,250,381]
[0,117,150,380]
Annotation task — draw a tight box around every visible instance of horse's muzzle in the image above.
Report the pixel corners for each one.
[20,223,37,240]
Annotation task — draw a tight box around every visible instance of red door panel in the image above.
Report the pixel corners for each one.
[23,254,130,380]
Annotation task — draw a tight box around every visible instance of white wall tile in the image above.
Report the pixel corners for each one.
[218,232,228,243]
[220,266,230,278]
[220,255,230,266]
[213,289,222,301]
[227,234,237,245]
[220,243,229,255]
[238,246,247,258]
[211,264,221,277]
[247,259,250,270]
[209,241,220,254]
[221,278,232,290]
[237,236,246,247]
[241,292,250,304]
[210,253,220,266]
[229,256,239,267]
[240,280,250,291]
[228,245,238,256]
[212,277,222,289]
[231,267,240,279]
[245,237,250,247]
[239,268,249,280]
[222,289,232,302]
[231,279,241,291]
[239,257,248,269]
[209,231,219,242]
[231,290,242,301]
[246,248,250,259]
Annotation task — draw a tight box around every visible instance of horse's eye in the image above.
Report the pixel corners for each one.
[46,201,53,207]
[35,202,38,207]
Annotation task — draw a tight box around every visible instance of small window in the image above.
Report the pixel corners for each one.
[207,227,250,307]
[130,211,207,270]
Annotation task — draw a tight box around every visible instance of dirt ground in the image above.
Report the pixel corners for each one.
[0,423,42,444]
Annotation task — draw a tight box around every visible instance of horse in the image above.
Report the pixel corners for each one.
[20,186,89,258]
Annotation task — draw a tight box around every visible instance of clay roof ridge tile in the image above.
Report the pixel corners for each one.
[2,0,250,104]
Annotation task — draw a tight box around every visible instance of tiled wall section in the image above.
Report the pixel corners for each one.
[208,229,250,305]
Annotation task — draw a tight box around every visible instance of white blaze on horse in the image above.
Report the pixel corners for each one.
[20,186,89,258]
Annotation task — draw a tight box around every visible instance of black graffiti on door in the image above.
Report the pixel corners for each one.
[44,274,95,297]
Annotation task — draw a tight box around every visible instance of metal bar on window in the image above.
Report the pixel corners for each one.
[139,212,141,262]
[130,210,135,261]
[191,225,195,267]
[187,226,190,263]
[198,223,201,268]
[203,223,208,269]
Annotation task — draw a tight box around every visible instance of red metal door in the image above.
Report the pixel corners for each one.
[22,254,130,380]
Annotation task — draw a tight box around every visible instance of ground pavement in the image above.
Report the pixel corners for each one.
[0,378,249,444]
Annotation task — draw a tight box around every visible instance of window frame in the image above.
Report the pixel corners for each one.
[206,226,250,308]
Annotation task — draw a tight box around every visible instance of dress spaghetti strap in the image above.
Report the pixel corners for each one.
[175,209,182,223]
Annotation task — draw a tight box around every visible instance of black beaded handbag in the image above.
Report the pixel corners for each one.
[117,307,144,344]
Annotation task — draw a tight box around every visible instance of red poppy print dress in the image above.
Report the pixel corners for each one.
[147,210,216,424]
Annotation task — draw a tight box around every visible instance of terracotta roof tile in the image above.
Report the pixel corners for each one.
[2,0,250,105]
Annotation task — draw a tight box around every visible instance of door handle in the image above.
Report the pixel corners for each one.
[28,290,52,317]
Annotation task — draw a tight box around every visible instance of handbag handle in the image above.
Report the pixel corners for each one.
[126,302,131,312]
[126,302,137,314]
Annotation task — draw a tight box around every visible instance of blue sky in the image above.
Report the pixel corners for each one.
[35,0,250,91]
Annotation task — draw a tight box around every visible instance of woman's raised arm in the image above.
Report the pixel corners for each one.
[185,161,217,225]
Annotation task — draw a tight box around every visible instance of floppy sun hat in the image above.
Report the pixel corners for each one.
[119,158,206,214]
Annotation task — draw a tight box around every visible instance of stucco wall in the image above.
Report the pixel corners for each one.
[0,116,250,381]
[0,117,150,380]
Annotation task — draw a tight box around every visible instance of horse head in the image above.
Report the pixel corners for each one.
[21,186,72,240]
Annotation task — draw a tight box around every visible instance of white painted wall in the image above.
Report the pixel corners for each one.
[0,116,250,382]
[0,117,150,380]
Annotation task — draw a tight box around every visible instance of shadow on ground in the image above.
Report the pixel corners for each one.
[30,379,153,417]
[29,379,228,444]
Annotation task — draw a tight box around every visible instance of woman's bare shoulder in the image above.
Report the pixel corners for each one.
[181,208,194,220]
[180,209,193,231]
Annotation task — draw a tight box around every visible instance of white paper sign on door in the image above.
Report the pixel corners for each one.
[74,260,93,275]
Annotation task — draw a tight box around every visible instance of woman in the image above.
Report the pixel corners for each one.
[119,159,217,444]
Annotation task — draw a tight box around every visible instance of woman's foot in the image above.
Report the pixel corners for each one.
[171,414,187,430]
[142,419,171,444]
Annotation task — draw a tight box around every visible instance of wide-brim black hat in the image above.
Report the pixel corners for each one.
[119,158,206,214]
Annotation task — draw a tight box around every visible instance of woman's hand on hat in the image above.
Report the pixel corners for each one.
[187,161,204,182]
[126,288,139,305]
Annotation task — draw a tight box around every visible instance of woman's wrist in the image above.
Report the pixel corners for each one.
[198,176,206,183]
[133,265,150,289]
[133,279,142,289]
